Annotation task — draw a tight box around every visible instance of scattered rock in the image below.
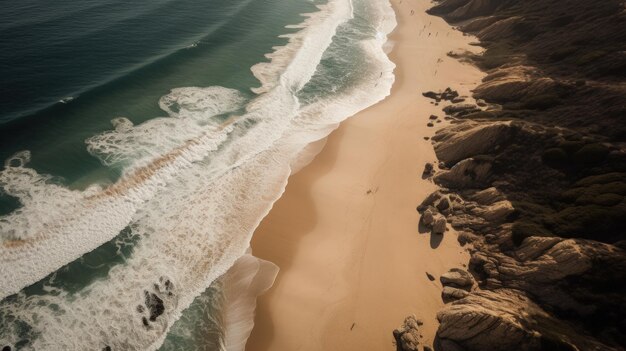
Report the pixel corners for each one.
[476,99,487,107]
[393,316,423,351]
[422,209,435,226]
[427,122,434,127]
[433,216,447,234]
[102,347,112,351]
[421,88,459,103]
[417,191,443,212]
[422,91,440,100]
[424,136,430,140]
[423,346,433,351]
[436,196,452,213]
[451,97,466,103]
[144,291,165,322]
[443,103,480,116]
[3,347,11,351]
[423,162,434,177]
[429,114,438,120]
[441,87,460,101]
[426,272,435,281]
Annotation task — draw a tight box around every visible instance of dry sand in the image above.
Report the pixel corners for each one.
[246,0,485,349]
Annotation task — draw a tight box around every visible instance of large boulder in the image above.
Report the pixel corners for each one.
[440,268,474,288]
[433,215,448,234]
[474,66,557,102]
[443,103,480,115]
[515,236,562,262]
[436,289,610,351]
[434,158,492,189]
[469,187,504,205]
[472,200,514,223]
[422,208,435,226]
[432,121,513,165]
[437,290,548,351]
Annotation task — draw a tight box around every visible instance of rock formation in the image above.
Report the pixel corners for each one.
[393,316,425,351]
[401,0,626,349]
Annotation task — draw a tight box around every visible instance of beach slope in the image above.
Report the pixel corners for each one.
[246,0,484,349]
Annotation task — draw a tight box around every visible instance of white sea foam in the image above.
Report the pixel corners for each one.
[221,254,279,351]
[250,0,353,94]
[0,0,397,349]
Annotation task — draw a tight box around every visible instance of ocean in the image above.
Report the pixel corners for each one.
[0,0,396,349]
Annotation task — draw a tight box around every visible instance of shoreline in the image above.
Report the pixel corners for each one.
[245,0,485,350]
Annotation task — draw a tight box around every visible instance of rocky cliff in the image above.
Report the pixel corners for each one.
[398,0,626,350]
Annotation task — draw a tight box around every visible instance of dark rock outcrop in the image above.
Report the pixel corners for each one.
[144,291,164,322]
[393,316,424,351]
[440,268,474,288]
[407,0,626,349]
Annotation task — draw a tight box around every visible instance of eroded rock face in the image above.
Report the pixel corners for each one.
[436,289,612,351]
[434,158,492,189]
[415,0,626,349]
[472,200,514,223]
[437,290,546,351]
[460,15,504,32]
[431,0,502,21]
[415,177,625,350]
[515,236,562,262]
[432,121,513,165]
[441,286,469,300]
[477,16,522,41]
[469,187,504,205]
[473,66,557,102]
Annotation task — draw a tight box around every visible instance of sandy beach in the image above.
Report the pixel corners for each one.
[246,0,485,349]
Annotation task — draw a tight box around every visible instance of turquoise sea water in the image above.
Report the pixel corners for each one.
[0,0,396,349]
